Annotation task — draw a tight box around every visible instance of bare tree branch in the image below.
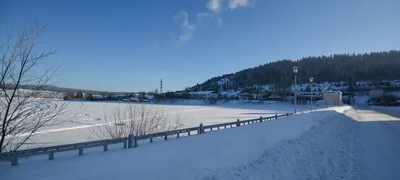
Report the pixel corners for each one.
[0,22,66,153]
[90,104,183,140]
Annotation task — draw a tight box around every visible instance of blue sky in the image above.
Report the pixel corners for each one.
[1,0,399,92]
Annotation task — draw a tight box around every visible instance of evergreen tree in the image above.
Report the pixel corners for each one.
[191,50,400,90]
[76,92,83,98]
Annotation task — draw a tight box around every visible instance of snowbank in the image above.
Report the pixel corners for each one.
[1,106,361,180]
[206,108,357,179]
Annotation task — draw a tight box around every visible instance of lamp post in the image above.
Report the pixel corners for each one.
[324,87,328,108]
[309,77,314,111]
[293,66,299,114]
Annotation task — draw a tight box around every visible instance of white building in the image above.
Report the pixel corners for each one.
[323,91,342,106]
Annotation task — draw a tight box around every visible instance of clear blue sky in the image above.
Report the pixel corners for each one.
[1,0,399,92]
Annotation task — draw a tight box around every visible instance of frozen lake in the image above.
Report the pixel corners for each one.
[12,99,318,148]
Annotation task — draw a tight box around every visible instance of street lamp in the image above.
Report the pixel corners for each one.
[309,77,314,111]
[293,66,299,114]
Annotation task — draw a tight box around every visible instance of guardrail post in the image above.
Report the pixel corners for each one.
[177,133,180,138]
[188,131,191,136]
[49,152,54,160]
[128,133,134,149]
[236,119,240,127]
[275,114,278,119]
[150,137,153,143]
[134,138,138,148]
[123,139,127,149]
[79,147,83,155]
[164,133,168,140]
[104,143,108,152]
[11,155,18,166]
[217,126,220,130]
[198,123,204,134]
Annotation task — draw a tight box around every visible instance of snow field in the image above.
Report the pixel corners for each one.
[2,106,367,180]
[6,99,397,180]
[13,100,319,148]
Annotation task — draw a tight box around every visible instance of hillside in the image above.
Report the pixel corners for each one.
[192,50,400,91]
[17,85,129,95]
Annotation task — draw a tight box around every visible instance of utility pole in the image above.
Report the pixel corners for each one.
[160,79,163,95]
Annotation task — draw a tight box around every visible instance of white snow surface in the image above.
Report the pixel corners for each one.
[8,99,318,149]
[2,103,400,180]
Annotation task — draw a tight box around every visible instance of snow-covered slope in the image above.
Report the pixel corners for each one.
[2,106,400,180]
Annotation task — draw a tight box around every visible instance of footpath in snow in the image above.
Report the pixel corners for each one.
[350,105,400,180]
[1,106,400,180]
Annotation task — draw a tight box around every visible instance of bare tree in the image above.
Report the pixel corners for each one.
[0,23,66,153]
[90,104,183,140]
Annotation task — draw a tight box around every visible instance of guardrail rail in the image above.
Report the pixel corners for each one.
[1,113,292,166]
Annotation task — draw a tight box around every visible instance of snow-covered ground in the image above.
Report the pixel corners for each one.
[1,105,400,180]
[0,106,346,179]
[8,99,318,149]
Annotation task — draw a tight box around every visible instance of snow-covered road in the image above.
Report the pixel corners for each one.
[351,105,400,180]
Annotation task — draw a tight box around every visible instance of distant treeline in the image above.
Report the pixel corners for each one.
[194,50,400,91]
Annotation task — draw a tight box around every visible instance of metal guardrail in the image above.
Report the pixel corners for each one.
[0,113,290,166]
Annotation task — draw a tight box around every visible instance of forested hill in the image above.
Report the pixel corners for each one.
[192,50,400,91]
